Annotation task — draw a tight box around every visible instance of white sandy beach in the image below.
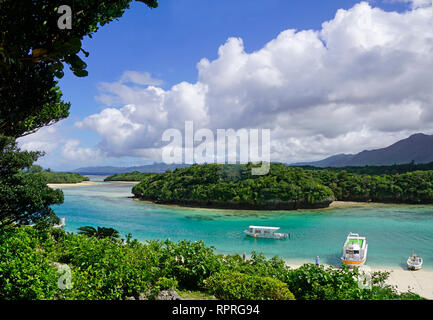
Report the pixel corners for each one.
[374,266,433,299]
[47,181,139,188]
[47,181,102,188]
[285,261,433,299]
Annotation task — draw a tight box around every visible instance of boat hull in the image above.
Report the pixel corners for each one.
[407,259,423,271]
[341,258,366,267]
[407,265,422,271]
[244,231,289,239]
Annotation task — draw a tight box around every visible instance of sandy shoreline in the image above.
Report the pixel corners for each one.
[327,201,395,209]
[47,181,139,188]
[284,261,433,299]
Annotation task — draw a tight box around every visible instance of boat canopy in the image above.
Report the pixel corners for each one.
[249,226,280,231]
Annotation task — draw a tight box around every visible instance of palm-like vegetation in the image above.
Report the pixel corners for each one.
[78,226,120,241]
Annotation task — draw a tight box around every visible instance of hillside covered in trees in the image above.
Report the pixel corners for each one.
[25,166,89,184]
[132,163,335,210]
[132,163,433,209]
[294,161,433,175]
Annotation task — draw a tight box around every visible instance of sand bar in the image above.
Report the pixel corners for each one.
[47,181,139,188]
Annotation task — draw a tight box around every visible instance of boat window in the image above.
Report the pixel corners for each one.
[354,250,359,254]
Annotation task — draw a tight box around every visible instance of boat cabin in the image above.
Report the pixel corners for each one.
[248,226,280,235]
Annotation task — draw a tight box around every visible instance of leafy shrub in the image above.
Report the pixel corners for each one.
[204,271,295,300]
[147,277,179,300]
[153,239,224,290]
[51,233,153,299]
[221,252,291,283]
[285,263,424,300]
[0,227,58,299]
[0,227,425,300]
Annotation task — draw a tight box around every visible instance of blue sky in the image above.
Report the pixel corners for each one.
[18,0,433,170]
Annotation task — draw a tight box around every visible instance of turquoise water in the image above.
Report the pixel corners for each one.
[52,179,433,269]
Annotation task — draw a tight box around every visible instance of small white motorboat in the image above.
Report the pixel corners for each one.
[341,232,368,268]
[53,217,66,228]
[244,226,289,239]
[407,252,423,270]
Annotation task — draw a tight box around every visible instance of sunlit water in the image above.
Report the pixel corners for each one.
[52,178,433,269]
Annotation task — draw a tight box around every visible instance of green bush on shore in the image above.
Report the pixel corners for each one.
[25,171,89,184]
[0,226,425,300]
[204,271,295,300]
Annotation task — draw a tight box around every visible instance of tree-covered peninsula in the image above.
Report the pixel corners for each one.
[132,163,433,209]
[132,163,335,210]
[25,165,89,184]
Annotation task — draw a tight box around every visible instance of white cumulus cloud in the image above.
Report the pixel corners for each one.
[77,2,433,163]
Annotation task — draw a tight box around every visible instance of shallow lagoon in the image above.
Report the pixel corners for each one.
[52,179,433,269]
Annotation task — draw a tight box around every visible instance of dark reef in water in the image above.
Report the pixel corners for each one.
[133,197,334,211]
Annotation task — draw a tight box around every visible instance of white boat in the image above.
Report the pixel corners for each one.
[407,252,423,270]
[53,217,66,228]
[341,232,368,268]
[244,226,289,239]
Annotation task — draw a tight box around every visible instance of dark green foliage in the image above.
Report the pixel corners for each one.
[286,263,424,300]
[24,168,89,184]
[132,163,335,209]
[1,0,158,138]
[286,264,369,300]
[204,271,295,300]
[133,163,433,208]
[0,136,64,227]
[296,161,433,175]
[0,0,158,229]
[153,239,224,290]
[221,252,291,283]
[0,227,425,300]
[78,226,120,241]
[311,169,433,203]
[104,171,155,181]
[52,232,152,299]
[0,227,59,299]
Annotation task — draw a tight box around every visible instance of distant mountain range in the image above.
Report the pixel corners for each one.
[291,133,433,167]
[72,163,190,175]
[73,133,433,173]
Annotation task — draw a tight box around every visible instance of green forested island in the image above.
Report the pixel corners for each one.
[132,163,334,209]
[26,165,89,184]
[132,163,433,209]
[296,161,433,175]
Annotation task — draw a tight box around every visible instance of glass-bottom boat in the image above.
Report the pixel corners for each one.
[244,226,289,239]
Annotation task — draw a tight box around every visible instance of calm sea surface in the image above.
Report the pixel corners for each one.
[52,178,433,269]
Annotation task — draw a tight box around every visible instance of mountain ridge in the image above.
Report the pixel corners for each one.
[72,163,190,175]
[291,133,433,167]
